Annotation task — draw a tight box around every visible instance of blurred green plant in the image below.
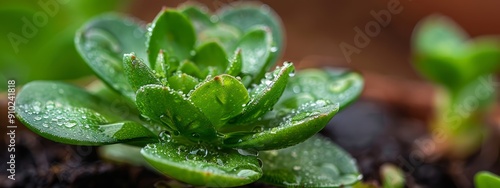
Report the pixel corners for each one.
[475,171,500,188]
[380,164,405,188]
[0,0,130,90]
[412,15,500,157]
[15,2,364,187]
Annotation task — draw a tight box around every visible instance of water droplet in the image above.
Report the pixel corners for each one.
[46,101,55,110]
[264,80,273,86]
[270,46,278,52]
[257,158,263,168]
[319,163,340,176]
[237,169,258,177]
[191,133,200,139]
[216,158,224,166]
[173,131,180,136]
[210,15,219,23]
[159,131,171,142]
[65,120,77,128]
[237,149,258,156]
[190,50,196,56]
[42,123,48,128]
[270,127,278,134]
[34,116,42,121]
[293,166,301,171]
[175,145,185,153]
[252,126,263,132]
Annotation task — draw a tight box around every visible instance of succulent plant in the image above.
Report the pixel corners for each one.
[15,2,363,187]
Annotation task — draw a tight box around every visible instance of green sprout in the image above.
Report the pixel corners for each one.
[412,15,500,157]
[475,171,500,188]
[15,2,363,187]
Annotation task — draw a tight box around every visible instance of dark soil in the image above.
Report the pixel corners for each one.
[323,99,457,187]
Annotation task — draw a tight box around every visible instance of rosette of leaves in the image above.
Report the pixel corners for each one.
[15,2,363,187]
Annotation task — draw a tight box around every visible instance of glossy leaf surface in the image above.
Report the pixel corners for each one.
[189,75,249,128]
[259,135,361,187]
[136,85,218,143]
[237,27,273,82]
[218,2,284,61]
[232,62,294,124]
[147,9,196,68]
[15,81,154,145]
[276,69,363,111]
[75,14,147,101]
[141,141,262,187]
[225,100,338,150]
[123,53,161,91]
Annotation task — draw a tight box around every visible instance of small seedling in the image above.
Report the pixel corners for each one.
[15,3,364,187]
[412,15,500,157]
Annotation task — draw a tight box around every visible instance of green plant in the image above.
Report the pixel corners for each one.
[380,164,405,188]
[0,0,130,90]
[412,15,500,157]
[15,3,363,187]
[475,171,500,188]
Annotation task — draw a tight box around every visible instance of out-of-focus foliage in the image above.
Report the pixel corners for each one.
[0,0,130,90]
[412,15,500,157]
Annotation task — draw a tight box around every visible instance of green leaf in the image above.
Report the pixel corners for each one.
[224,100,338,150]
[178,60,204,79]
[15,81,155,145]
[259,134,361,187]
[192,41,229,74]
[412,15,468,91]
[141,142,262,187]
[277,69,364,111]
[168,72,200,94]
[123,53,161,91]
[231,62,294,124]
[218,2,284,61]
[465,37,500,80]
[99,121,157,146]
[199,23,241,53]
[147,9,196,68]
[475,171,500,188]
[136,85,218,143]
[179,4,215,34]
[225,49,243,76]
[99,144,150,167]
[413,15,467,57]
[154,49,180,79]
[237,27,273,83]
[189,75,249,129]
[75,14,147,101]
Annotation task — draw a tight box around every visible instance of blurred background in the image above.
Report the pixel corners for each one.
[2,0,500,88]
